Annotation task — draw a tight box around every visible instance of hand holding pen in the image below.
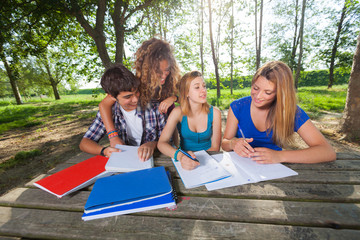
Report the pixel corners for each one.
[234,126,255,158]
[177,149,200,170]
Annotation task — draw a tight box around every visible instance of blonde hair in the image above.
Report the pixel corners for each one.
[179,71,210,116]
[134,38,181,107]
[252,61,297,147]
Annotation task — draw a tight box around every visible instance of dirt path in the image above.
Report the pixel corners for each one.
[1,110,359,196]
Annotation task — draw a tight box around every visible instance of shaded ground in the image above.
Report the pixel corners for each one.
[1,109,359,196]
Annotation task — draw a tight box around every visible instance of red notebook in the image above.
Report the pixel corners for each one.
[34,155,112,198]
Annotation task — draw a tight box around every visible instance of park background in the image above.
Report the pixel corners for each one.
[1,0,360,195]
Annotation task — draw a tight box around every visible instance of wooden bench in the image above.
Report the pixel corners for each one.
[0,151,360,239]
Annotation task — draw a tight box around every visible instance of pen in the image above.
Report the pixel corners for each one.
[238,124,246,140]
[179,149,199,163]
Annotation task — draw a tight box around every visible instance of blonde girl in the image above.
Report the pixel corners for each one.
[222,61,336,164]
[158,71,222,170]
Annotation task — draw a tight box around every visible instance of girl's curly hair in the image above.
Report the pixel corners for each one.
[134,38,181,107]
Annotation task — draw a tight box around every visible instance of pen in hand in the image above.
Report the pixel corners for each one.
[179,149,199,163]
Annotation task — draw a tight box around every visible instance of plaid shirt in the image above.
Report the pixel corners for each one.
[83,101,166,145]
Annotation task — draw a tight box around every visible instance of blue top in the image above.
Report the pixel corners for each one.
[177,106,213,151]
[230,96,309,151]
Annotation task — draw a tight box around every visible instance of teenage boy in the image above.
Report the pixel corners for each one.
[79,64,166,161]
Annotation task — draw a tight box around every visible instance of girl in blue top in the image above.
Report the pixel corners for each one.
[222,61,336,164]
[158,71,222,170]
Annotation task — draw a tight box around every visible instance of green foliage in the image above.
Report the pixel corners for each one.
[0,149,42,171]
[205,69,350,89]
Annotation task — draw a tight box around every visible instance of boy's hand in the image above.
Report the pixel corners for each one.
[104,147,120,158]
[138,142,156,162]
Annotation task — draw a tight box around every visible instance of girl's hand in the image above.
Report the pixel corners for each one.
[104,147,120,158]
[233,138,255,158]
[159,97,175,114]
[109,136,124,148]
[250,147,282,164]
[179,151,200,170]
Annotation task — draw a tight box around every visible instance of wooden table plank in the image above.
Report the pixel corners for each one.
[1,188,359,229]
[24,177,360,202]
[175,181,360,202]
[43,161,360,184]
[0,206,359,240]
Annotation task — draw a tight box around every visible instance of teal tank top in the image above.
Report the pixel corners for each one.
[177,106,213,151]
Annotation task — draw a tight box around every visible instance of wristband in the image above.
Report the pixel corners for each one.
[175,95,179,102]
[173,148,181,162]
[100,146,108,157]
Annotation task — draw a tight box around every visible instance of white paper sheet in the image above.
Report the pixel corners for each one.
[172,150,231,189]
[105,145,153,172]
[205,151,298,191]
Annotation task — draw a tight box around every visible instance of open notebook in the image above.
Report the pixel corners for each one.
[171,150,231,189]
[105,144,154,172]
[205,151,298,191]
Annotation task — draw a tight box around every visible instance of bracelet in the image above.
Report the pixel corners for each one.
[107,129,116,135]
[108,132,119,139]
[100,146,108,157]
[175,95,179,102]
[174,148,181,162]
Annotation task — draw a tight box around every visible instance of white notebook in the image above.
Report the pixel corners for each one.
[205,151,298,191]
[105,145,154,172]
[171,150,231,189]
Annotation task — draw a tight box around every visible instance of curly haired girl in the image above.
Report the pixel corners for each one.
[99,38,181,147]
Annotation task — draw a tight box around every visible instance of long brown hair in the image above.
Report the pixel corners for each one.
[252,61,297,147]
[179,71,210,116]
[134,38,181,106]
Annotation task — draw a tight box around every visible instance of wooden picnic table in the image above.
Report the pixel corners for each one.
[0,151,360,239]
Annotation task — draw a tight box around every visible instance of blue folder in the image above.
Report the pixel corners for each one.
[84,166,174,214]
[82,189,175,221]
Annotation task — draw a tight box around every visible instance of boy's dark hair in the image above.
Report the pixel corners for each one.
[100,64,140,98]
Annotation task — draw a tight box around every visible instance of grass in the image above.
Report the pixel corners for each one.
[207,85,348,119]
[0,85,348,135]
[0,94,105,134]
[0,149,42,172]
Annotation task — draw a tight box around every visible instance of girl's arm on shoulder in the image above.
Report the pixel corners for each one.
[279,120,336,163]
[208,107,221,151]
[159,95,177,114]
[99,95,123,147]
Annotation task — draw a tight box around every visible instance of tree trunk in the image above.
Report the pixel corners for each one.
[208,0,221,98]
[341,32,360,141]
[200,0,204,75]
[255,0,258,70]
[258,0,263,69]
[295,0,306,89]
[1,54,22,104]
[328,1,347,89]
[290,0,299,71]
[230,0,234,95]
[44,62,60,100]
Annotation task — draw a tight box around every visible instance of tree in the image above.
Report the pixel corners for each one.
[341,31,360,140]
[294,0,307,89]
[254,0,264,70]
[199,0,205,75]
[45,0,157,68]
[230,0,234,94]
[328,0,348,88]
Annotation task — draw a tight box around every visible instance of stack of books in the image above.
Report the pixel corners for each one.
[82,166,176,221]
[33,147,176,221]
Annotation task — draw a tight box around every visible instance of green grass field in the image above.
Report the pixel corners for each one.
[0,85,348,135]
